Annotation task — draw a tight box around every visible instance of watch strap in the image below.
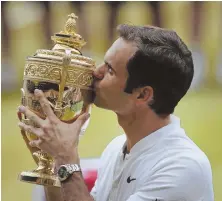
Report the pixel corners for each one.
[65,164,81,174]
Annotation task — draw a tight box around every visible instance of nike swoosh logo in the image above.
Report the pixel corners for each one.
[127,176,136,183]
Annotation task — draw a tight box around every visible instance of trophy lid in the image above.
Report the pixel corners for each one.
[51,13,86,52]
[24,13,95,90]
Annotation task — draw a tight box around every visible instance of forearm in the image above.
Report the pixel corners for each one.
[61,172,93,201]
[52,151,93,201]
[44,172,93,201]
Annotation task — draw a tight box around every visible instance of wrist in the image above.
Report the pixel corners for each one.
[55,152,80,168]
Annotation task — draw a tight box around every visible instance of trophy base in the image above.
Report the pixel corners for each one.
[19,171,61,187]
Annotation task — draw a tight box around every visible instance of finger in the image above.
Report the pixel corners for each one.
[34,89,57,122]
[20,128,40,150]
[20,127,32,147]
[17,111,22,121]
[18,123,35,145]
[74,112,90,128]
[18,105,44,127]
[18,122,43,138]
[29,139,43,149]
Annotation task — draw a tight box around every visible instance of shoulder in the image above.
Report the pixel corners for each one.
[156,124,212,179]
[154,148,212,177]
[133,149,214,201]
[145,149,213,200]
[149,134,213,182]
[136,128,214,200]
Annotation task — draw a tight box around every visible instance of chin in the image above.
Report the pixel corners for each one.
[93,97,102,107]
[94,99,105,108]
[93,98,111,111]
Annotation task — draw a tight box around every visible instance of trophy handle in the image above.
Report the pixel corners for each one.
[32,151,54,175]
[17,111,40,165]
[54,52,71,118]
[18,88,40,164]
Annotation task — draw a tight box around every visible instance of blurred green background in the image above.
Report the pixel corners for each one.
[1,1,222,201]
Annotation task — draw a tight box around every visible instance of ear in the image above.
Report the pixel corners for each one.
[135,86,153,105]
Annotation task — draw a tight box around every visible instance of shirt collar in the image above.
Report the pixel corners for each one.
[121,115,181,156]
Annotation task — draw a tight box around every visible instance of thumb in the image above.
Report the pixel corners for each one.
[74,112,90,127]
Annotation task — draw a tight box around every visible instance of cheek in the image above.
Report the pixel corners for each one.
[119,81,126,90]
[98,76,118,89]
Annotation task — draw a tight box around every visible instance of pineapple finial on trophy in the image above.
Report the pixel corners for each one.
[64,13,78,34]
[51,13,86,52]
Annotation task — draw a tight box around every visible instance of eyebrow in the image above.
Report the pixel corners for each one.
[104,61,116,73]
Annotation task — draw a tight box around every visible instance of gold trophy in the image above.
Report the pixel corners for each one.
[17,13,96,187]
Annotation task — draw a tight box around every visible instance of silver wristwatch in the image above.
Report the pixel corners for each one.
[58,164,81,182]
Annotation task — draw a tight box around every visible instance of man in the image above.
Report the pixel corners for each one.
[18,25,214,201]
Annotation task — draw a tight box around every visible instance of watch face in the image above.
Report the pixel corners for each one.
[58,166,69,181]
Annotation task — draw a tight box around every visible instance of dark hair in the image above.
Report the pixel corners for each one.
[117,24,194,116]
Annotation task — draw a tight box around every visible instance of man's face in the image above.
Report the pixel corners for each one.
[93,38,138,115]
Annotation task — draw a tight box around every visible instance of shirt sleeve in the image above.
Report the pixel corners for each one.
[126,156,212,201]
[32,185,46,201]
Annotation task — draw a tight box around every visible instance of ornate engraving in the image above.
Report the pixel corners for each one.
[24,61,94,90]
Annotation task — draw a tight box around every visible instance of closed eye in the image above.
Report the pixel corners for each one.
[104,61,115,75]
[107,66,113,74]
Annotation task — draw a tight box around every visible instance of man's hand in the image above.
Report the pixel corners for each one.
[18,89,90,166]
[18,89,92,201]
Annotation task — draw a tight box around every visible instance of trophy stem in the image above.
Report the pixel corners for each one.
[19,150,61,187]
[33,151,54,174]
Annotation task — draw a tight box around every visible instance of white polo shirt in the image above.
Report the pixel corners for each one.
[90,115,214,201]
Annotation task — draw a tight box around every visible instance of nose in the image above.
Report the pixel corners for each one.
[93,64,105,80]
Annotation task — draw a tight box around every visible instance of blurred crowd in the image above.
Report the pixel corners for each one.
[1,1,222,92]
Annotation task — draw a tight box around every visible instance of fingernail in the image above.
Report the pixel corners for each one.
[18,106,25,113]
[34,89,40,95]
